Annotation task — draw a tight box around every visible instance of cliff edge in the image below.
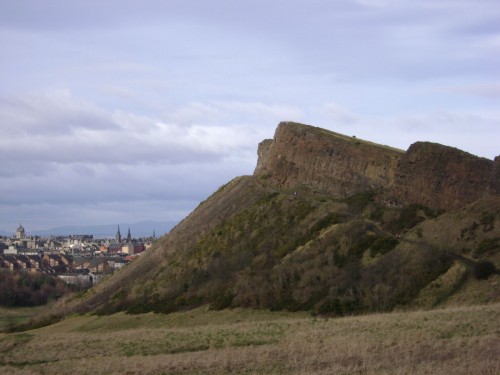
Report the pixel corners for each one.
[254,122,403,197]
[254,122,499,210]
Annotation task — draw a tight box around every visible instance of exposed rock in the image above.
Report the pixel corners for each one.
[394,142,498,210]
[254,122,499,210]
[254,122,403,196]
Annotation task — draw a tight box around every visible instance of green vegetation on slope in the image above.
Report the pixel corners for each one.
[65,175,499,319]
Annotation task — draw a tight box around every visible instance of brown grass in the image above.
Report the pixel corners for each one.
[1,303,499,374]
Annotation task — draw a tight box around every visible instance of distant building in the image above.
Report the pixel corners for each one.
[121,242,134,254]
[16,224,25,239]
[26,239,39,250]
[116,225,122,243]
[107,243,122,254]
[134,243,145,254]
[4,245,18,255]
[69,234,93,242]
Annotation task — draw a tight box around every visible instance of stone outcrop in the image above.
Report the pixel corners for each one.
[394,142,499,210]
[254,122,499,210]
[254,122,403,197]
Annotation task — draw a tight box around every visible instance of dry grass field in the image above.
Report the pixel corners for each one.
[0,304,499,375]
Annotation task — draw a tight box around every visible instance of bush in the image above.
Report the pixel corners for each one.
[310,213,341,233]
[480,212,495,232]
[350,234,398,258]
[387,203,442,233]
[344,191,376,213]
[209,289,235,310]
[7,314,62,333]
[472,261,496,280]
[474,238,499,257]
[370,236,399,256]
[316,298,343,316]
[0,270,72,307]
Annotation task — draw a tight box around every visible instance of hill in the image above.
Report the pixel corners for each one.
[46,122,500,320]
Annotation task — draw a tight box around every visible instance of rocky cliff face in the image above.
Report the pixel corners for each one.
[254,122,403,196]
[394,142,499,210]
[254,122,499,210]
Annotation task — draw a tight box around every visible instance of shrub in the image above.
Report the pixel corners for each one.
[370,236,399,256]
[472,261,496,280]
[0,270,72,307]
[350,234,398,259]
[369,205,384,221]
[480,212,495,232]
[7,314,62,333]
[473,238,499,257]
[343,190,376,213]
[310,213,341,233]
[387,203,442,233]
[209,289,235,310]
[316,298,343,316]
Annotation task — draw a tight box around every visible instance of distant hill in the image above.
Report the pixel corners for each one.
[2,221,177,238]
[51,122,500,320]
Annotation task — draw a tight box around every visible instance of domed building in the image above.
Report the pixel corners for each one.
[16,224,25,239]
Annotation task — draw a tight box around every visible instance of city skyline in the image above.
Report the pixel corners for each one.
[0,220,173,238]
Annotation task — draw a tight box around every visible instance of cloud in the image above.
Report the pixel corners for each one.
[168,102,230,126]
[99,85,137,100]
[0,90,272,227]
[314,104,500,159]
[0,200,198,231]
[320,103,360,125]
[0,90,117,136]
[0,92,270,174]
[355,0,395,7]
[439,83,500,99]
[215,101,305,122]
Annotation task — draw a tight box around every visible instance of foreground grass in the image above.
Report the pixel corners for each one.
[0,304,499,375]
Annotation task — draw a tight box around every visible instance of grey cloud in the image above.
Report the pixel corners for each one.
[0,93,261,214]
[313,105,500,160]
[320,103,360,125]
[0,131,239,173]
[441,84,500,99]
[0,92,118,135]
[0,157,252,206]
[0,93,262,172]
[0,199,198,231]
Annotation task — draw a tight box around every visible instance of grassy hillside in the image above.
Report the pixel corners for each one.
[42,174,499,322]
[1,304,499,374]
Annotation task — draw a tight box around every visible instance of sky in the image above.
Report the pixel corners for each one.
[1,0,499,233]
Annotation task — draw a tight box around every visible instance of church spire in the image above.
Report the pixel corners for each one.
[116,225,121,243]
[127,227,132,243]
